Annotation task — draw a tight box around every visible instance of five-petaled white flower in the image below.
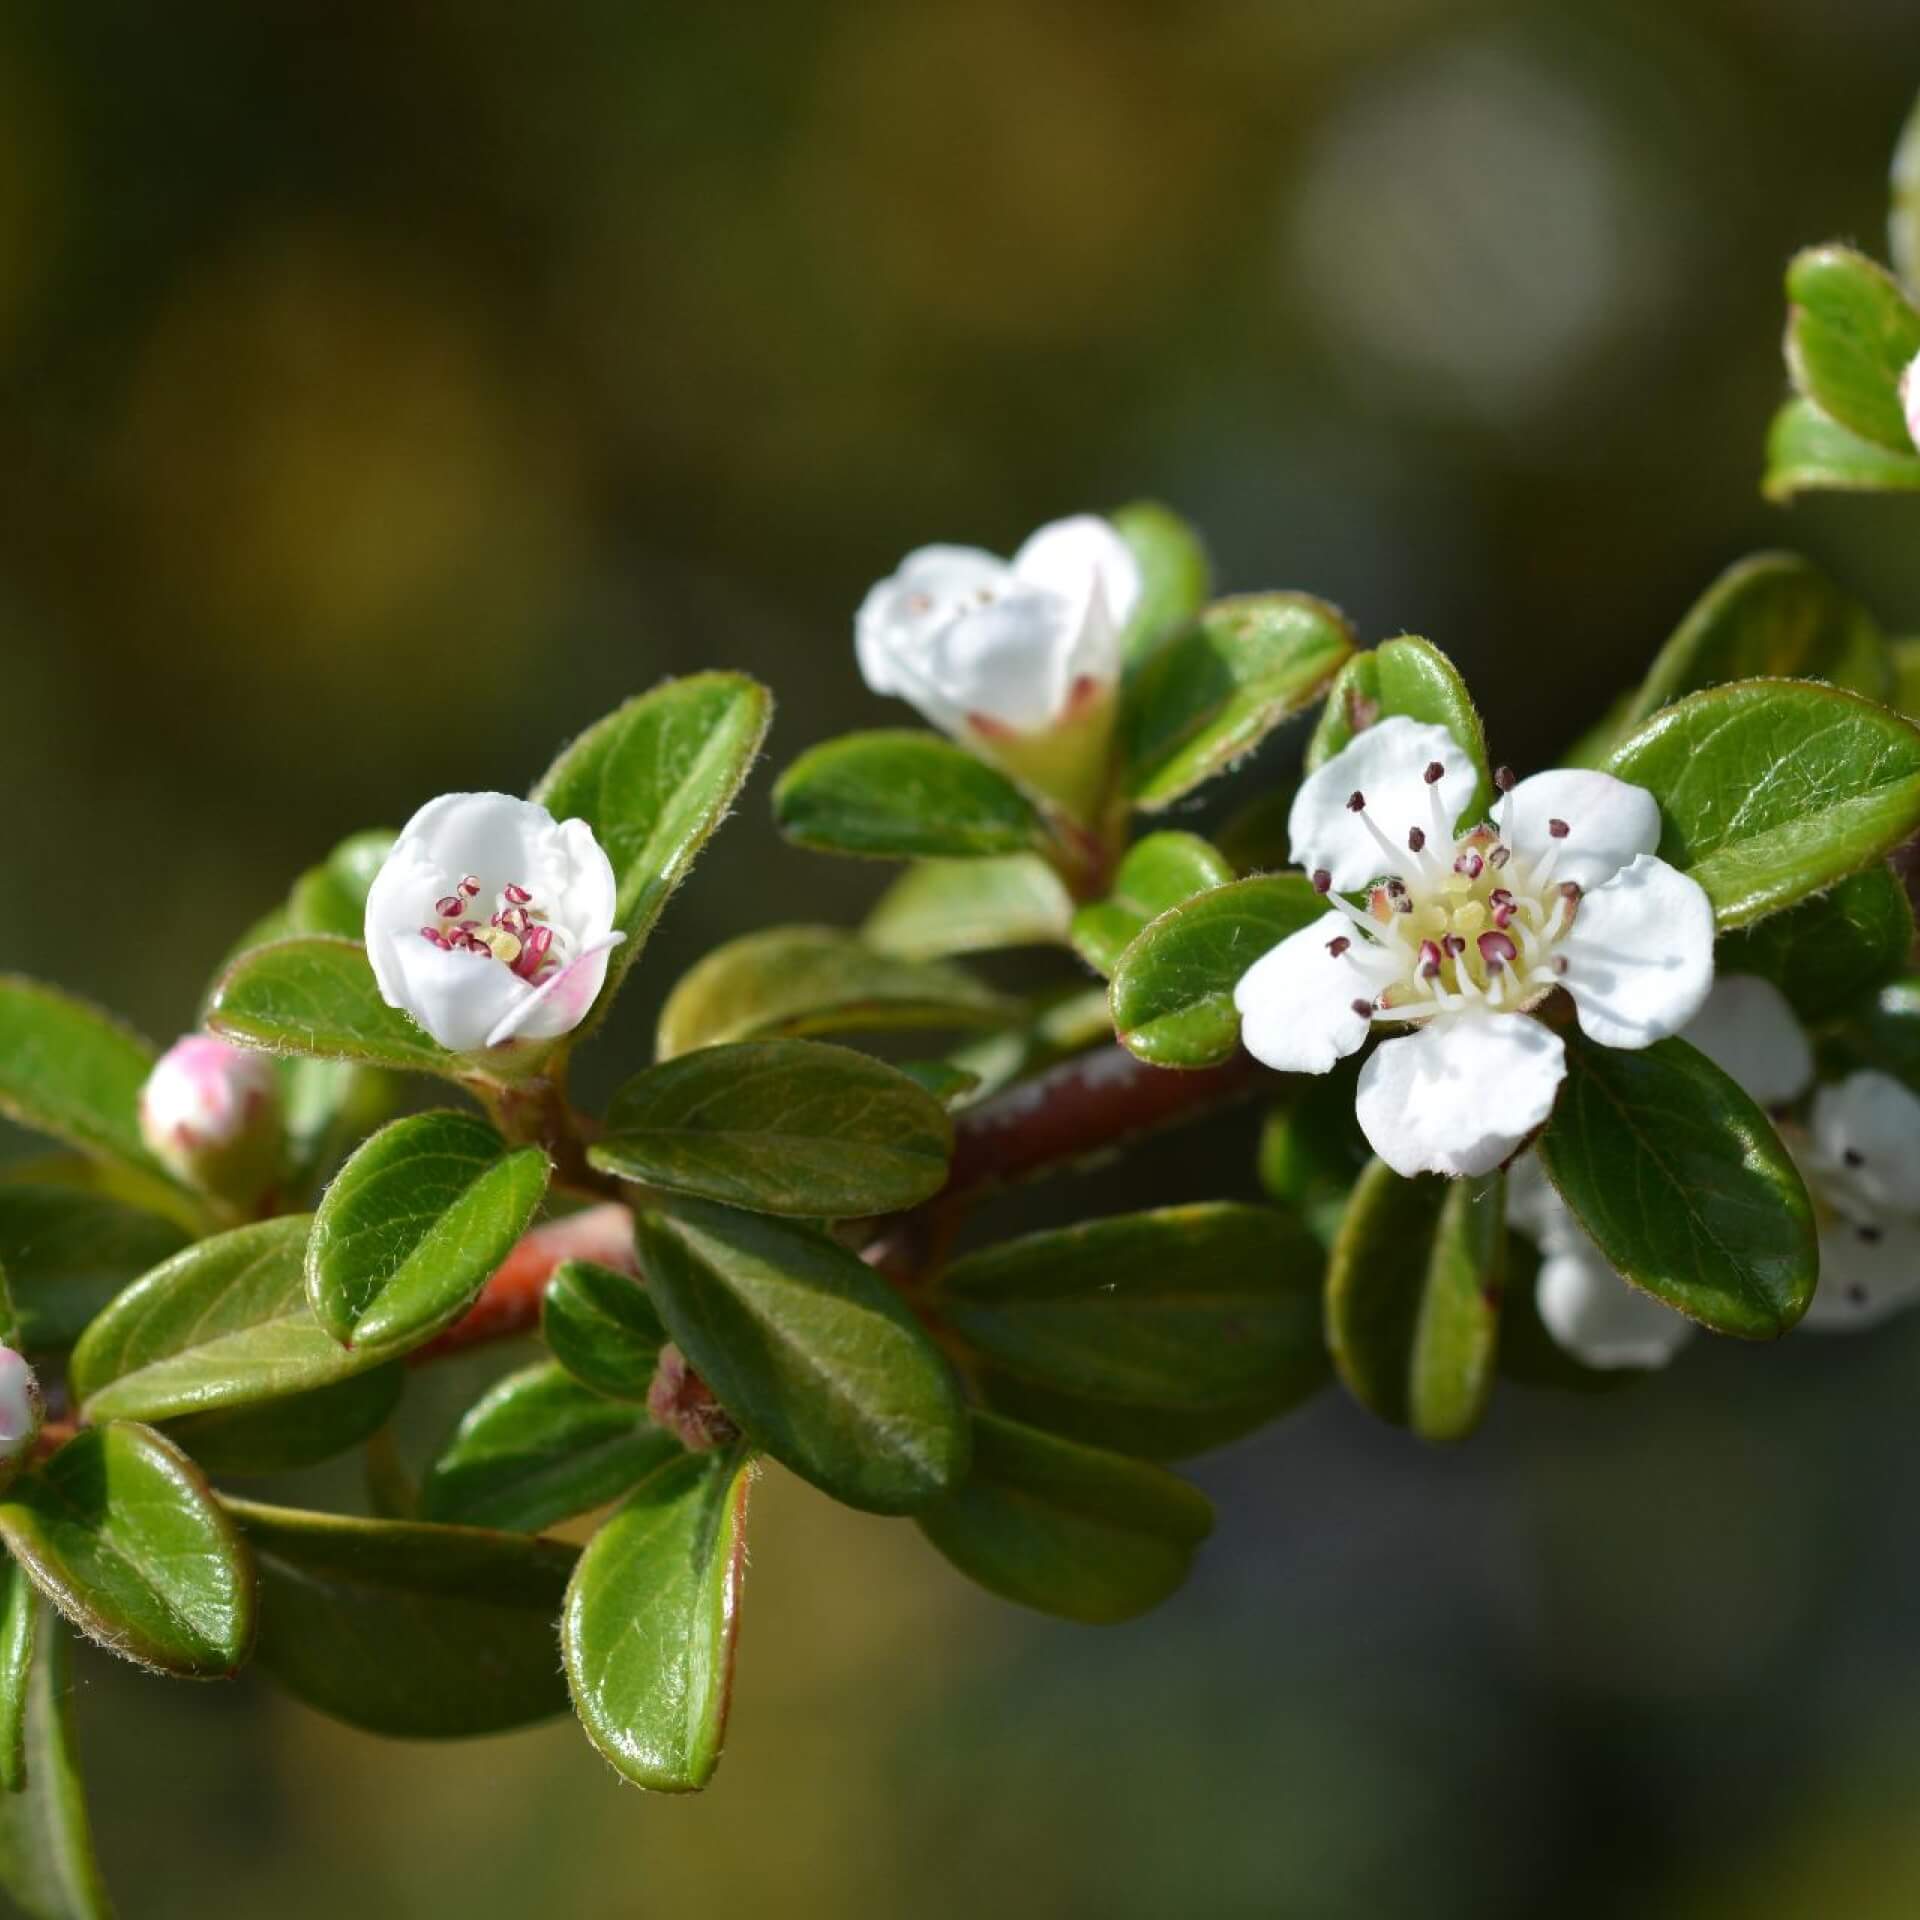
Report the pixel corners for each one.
[1510,974,1920,1368]
[1233,716,1716,1179]
[856,514,1142,816]
[1903,347,1920,453]
[365,793,623,1054]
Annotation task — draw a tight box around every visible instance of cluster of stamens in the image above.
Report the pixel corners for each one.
[419,875,567,983]
[1317,761,1584,1024]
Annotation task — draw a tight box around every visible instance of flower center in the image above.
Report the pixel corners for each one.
[417,875,573,984]
[1315,761,1581,1023]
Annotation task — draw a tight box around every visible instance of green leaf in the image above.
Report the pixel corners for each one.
[1256,1058,1371,1249]
[937,1204,1326,1459]
[0,981,164,1181]
[1537,1029,1817,1339]
[1824,975,1920,1095]
[70,1217,386,1424]
[656,926,1014,1059]
[206,936,458,1073]
[305,1111,548,1350]
[531,672,772,1012]
[1305,636,1493,825]
[1111,500,1211,669]
[864,855,1074,959]
[774,730,1048,861]
[595,1041,951,1218]
[419,1362,677,1533]
[895,1061,982,1107]
[543,1259,666,1402]
[1763,397,1920,502]
[1784,245,1920,452]
[1717,865,1914,1023]
[0,1605,114,1919]
[0,1424,254,1678]
[1605,680,1920,928]
[222,1498,576,1737]
[635,1201,968,1514]
[286,829,397,938]
[1214,785,1296,876]
[1619,553,1892,732]
[1894,637,1920,722]
[916,1414,1212,1624]
[0,1188,188,1355]
[562,1446,753,1792]
[1121,594,1354,808]
[164,1365,406,1476]
[1069,833,1235,979]
[1325,1162,1506,1441]
[1109,874,1324,1068]
[0,1560,34,1794]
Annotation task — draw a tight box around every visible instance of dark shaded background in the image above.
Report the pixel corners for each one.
[6,4,1920,1915]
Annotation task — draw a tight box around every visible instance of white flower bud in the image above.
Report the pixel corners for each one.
[139,1034,284,1208]
[0,1348,43,1484]
[1904,348,1920,453]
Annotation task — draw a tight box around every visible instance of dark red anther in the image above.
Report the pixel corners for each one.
[1488,844,1511,868]
[1349,998,1374,1019]
[1418,939,1443,978]
[1548,818,1569,839]
[1424,761,1445,785]
[1444,934,1466,956]
[1453,851,1483,879]
[1494,766,1516,793]
[1346,791,1366,813]
[1491,899,1514,929]
[1312,869,1332,893]
[1327,936,1351,957]
[1477,930,1517,970]
[419,926,452,948]
[503,882,532,905]
[1408,827,1426,853]
[460,874,482,896]
[435,895,463,918]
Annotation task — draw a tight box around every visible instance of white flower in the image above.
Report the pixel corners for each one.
[364,792,623,1054]
[1903,347,1920,453]
[1511,974,1920,1368]
[1234,716,1715,1178]
[0,1348,41,1472]
[139,1034,284,1204]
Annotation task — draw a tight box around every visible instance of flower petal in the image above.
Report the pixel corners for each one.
[486,934,624,1048]
[1503,768,1660,890]
[1560,855,1715,1052]
[1011,514,1143,634]
[1811,1070,1920,1218]
[1288,717,1479,892]
[1234,911,1399,1075]
[1536,1241,1695,1370]
[386,939,531,1053]
[1353,1012,1565,1178]
[1803,1216,1920,1330]
[1679,974,1814,1108]
[855,545,1009,703]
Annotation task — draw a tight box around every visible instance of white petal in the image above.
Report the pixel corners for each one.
[364,836,445,1013]
[1904,349,1920,453]
[486,933,624,1047]
[1287,717,1478,892]
[1811,1071,1920,1218]
[1011,514,1143,633]
[919,591,1085,732]
[0,1349,39,1453]
[551,817,619,944]
[1504,768,1660,891]
[1680,975,1813,1108]
[1803,1216,1920,1330]
[1537,1243,1695,1370]
[1353,1013,1565,1178]
[1233,911,1399,1075]
[1503,1149,1569,1240]
[1561,855,1716,1052]
[855,545,1008,701]
[385,938,531,1052]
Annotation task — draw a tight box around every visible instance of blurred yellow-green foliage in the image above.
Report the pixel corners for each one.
[8,3,1920,1915]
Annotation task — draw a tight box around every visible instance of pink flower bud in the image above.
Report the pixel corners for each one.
[0,1348,43,1484]
[139,1034,284,1208]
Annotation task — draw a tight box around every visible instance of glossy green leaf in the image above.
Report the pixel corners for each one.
[1620,553,1891,731]
[937,1204,1326,1459]
[305,1110,548,1349]
[1824,975,1920,1095]
[164,1365,406,1476]
[1069,833,1235,979]
[0,1424,254,1678]
[0,1606,113,1919]
[1763,397,1920,502]
[656,927,1013,1059]
[1326,1161,1505,1441]
[1112,499,1211,669]
[636,1201,967,1513]
[774,730,1048,861]
[1305,636,1493,825]
[223,1498,575,1737]
[1538,1030,1817,1339]
[1784,245,1920,452]
[917,1414,1212,1624]
[594,1040,951,1219]
[1606,680,1920,928]
[1121,594,1354,808]
[531,672,772,1010]
[0,980,164,1181]
[70,1217,384,1423]
[543,1259,667,1402]
[1256,1058,1371,1249]
[563,1446,752,1792]
[286,828,397,938]
[1717,865,1913,1023]
[206,936,457,1073]
[0,1187,188,1355]
[1109,873,1324,1067]
[279,1057,403,1204]
[420,1362,678,1533]
[0,1561,34,1794]
[864,855,1074,959]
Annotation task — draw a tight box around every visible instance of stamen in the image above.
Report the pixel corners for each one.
[1453,851,1484,880]
[1424,762,1445,785]
[1326,936,1350,957]
[1493,766,1515,792]
[1347,791,1366,813]
[460,875,482,897]
[1548,819,1569,839]
[1488,844,1511,869]
[503,882,532,905]
[419,927,452,949]
[1312,869,1332,893]
[1408,827,1426,853]
[1349,998,1375,1020]
[1418,939,1443,979]
[435,895,463,918]
[1477,931,1517,971]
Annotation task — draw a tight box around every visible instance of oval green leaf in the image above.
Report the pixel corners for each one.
[0,1560,34,1795]
[1112,499,1211,670]
[864,854,1075,960]
[1785,244,1920,452]
[1069,833,1235,979]
[285,828,397,938]
[1718,864,1913,1023]
[0,979,165,1181]
[0,1186,189,1355]
[542,1258,667,1402]
[1764,397,1920,502]
[164,1364,406,1477]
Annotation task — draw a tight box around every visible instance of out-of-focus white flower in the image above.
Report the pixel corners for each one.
[140,1033,284,1206]
[855,515,1141,818]
[1902,348,1920,452]
[1233,716,1715,1178]
[0,1348,42,1481]
[364,792,622,1054]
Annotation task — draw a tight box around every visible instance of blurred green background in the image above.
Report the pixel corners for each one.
[7,2,1920,1914]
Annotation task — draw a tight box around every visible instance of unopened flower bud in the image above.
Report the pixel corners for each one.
[1905,349,1920,454]
[0,1349,43,1486]
[646,1343,739,1453]
[139,1034,284,1209]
